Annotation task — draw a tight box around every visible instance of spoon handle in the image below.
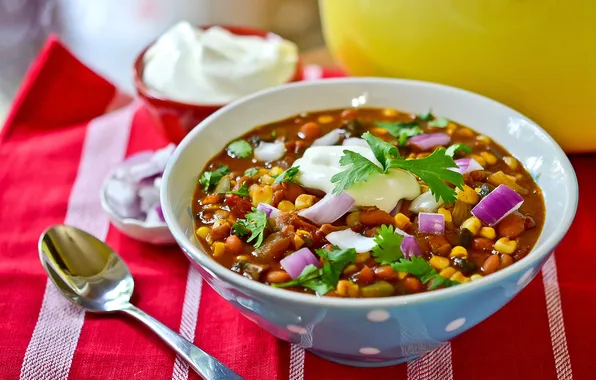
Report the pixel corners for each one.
[120,303,243,380]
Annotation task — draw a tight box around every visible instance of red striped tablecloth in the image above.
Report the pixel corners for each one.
[0,37,594,380]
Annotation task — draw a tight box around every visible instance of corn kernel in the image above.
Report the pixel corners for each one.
[475,187,482,194]
[258,168,269,176]
[394,213,411,230]
[405,157,415,161]
[296,229,312,239]
[439,267,457,278]
[461,216,482,235]
[251,185,273,206]
[295,194,316,210]
[293,234,305,250]
[398,271,408,280]
[196,226,210,239]
[503,156,519,171]
[462,277,472,283]
[480,151,498,165]
[437,208,453,223]
[450,271,466,283]
[417,152,431,159]
[446,123,457,136]
[382,108,398,117]
[236,255,249,261]
[470,274,484,282]
[456,185,480,205]
[343,264,359,275]
[479,227,496,240]
[277,200,295,212]
[371,127,389,136]
[348,283,360,298]
[476,135,492,145]
[457,127,474,138]
[260,174,275,185]
[430,256,450,270]
[336,280,358,297]
[317,115,334,124]
[470,154,487,167]
[355,251,371,264]
[450,246,468,259]
[269,166,284,176]
[516,174,524,182]
[212,242,226,258]
[494,237,517,254]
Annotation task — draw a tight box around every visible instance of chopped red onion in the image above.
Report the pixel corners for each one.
[254,141,286,162]
[139,185,160,214]
[390,199,403,216]
[449,158,484,174]
[408,133,450,150]
[256,203,280,219]
[409,191,444,213]
[418,212,445,234]
[401,235,422,258]
[280,248,321,279]
[299,192,355,225]
[312,130,341,146]
[104,179,142,219]
[342,138,369,147]
[325,229,376,253]
[145,205,164,225]
[472,184,524,226]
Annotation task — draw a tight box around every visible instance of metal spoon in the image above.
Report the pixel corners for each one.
[38,225,243,380]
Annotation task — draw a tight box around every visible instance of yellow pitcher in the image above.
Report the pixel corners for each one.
[320,0,596,152]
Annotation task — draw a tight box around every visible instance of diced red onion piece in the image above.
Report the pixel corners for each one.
[325,229,376,253]
[408,133,450,150]
[390,199,403,216]
[409,191,444,213]
[156,205,165,222]
[472,184,524,226]
[312,129,341,146]
[145,205,164,225]
[449,158,484,174]
[401,235,422,259]
[418,212,445,234]
[254,141,286,162]
[257,203,280,219]
[280,247,321,279]
[342,138,369,147]
[104,178,142,219]
[139,185,160,214]
[299,192,355,225]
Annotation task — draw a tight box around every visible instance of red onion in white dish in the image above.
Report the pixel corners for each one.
[299,191,355,225]
[449,158,484,174]
[325,229,376,253]
[408,133,450,150]
[418,212,445,234]
[257,203,280,219]
[280,247,321,279]
[472,184,524,226]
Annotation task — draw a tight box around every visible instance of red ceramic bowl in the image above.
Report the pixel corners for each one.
[133,25,303,144]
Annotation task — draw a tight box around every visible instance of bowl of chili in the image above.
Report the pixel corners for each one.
[161,78,578,367]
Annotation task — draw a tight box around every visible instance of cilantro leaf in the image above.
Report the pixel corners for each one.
[375,122,424,146]
[234,208,268,247]
[371,225,404,264]
[445,143,472,157]
[227,140,253,159]
[330,150,381,194]
[198,165,230,191]
[362,131,399,167]
[392,257,459,290]
[273,166,300,184]
[245,167,259,177]
[427,275,459,290]
[418,110,434,121]
[232,222,250,237]
[272,264,328,293]
[228,183,249,197]
[428,117,449,128]
[387,148,463,204]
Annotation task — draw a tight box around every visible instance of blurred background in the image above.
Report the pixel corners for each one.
[0,0,324,122]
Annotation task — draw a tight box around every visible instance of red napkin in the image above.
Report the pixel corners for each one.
[0,37,594,380]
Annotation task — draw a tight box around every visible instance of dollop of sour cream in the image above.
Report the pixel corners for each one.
[142,22,298,105]
[293,145,421,212]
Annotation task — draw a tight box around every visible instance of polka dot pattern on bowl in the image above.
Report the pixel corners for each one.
[445,317,466,332]
[359,347,380,355]
[367,309,390,322]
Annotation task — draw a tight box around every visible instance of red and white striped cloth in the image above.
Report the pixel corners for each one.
[0,37,594,380]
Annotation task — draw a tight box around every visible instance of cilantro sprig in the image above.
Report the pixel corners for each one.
[227,140,253,159]
[228,183,249,197]
[428,117,449,128]
[392,256,459,290]
[233,208,268,247]
[245,167,259,177]
[273,166,300,184]
[445,143,472,157]
[273,246,356,295]
[372,225,404,264]
[199,165,230,192]
[375,121,424,146]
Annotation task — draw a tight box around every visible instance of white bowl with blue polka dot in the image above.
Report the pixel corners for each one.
[161,78,578,367]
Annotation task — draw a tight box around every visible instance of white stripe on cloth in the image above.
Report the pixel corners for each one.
[302,64,323,81]
[171,265,203,380]
[542,255,573,380]
[407,343,453,380]
[289,345,305,380]
[19,99,136,380]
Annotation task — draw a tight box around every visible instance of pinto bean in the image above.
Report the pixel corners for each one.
[497,212,525,239]
[210,223,231,241]
[359,209,396,227]
[471,237,494,252]
[482,254,500,275]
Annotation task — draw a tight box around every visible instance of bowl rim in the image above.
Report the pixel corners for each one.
[161,77,579,309]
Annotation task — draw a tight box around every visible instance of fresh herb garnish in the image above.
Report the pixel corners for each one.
[428,117,449,128]
[392,256,459,290]
[372,225,404,264]
[445,143,472,157]
[234,208,268,247]
[227,140,253,159]
[273,246,357,295]
[232,222,250,237]
[418,110,434,121]
[375,121,424,146]
[273,166,300,184]
[228,183,249,197]
[199,165,230,192]
[245,167,259,177]
[331,132,463,203]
